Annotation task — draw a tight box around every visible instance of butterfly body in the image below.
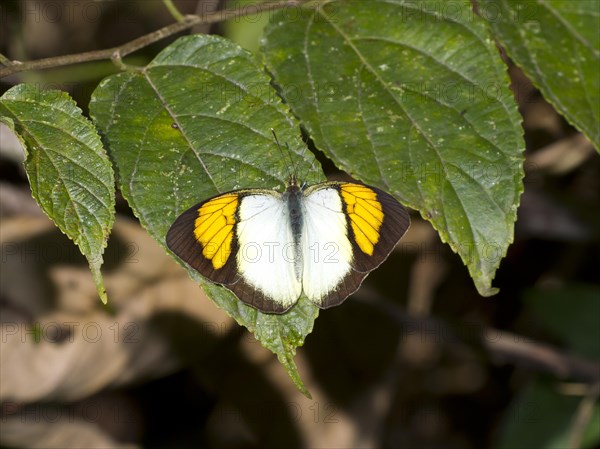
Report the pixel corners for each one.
[282,176,304,274]
[167,178,410,313]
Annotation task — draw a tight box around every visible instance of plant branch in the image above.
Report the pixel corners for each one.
[365,296,600,384]
[481,329,600,383]
[0,0,308,79]
[566,382,600,448]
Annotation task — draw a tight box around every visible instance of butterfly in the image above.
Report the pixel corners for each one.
[166,172,410,313]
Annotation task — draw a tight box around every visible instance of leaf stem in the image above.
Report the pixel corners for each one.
[162,0,186,22]
[0,53,12,66]
[0,0,311,79]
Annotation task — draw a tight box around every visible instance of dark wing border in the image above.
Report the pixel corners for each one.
[166,193,241,285]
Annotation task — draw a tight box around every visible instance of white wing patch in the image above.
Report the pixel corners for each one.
[301,187,353,305]
[236,193,302,309]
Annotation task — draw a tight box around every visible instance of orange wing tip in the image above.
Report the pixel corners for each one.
[340,184,385,256]
[193,195,239,270]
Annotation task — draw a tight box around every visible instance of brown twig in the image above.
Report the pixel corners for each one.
[482,329,600,383]
[364,296,600,384]
[0,0,308,79]
[567,382,600,449]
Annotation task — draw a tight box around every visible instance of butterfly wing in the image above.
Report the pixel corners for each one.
[300,186,354,305]
[301,182,410,308]
[233,192,302,312]
[166,190,302,313]
[166,192,241,285]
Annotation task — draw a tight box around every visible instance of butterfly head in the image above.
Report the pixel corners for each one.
[286,174,304,194]
[288,173,298,186]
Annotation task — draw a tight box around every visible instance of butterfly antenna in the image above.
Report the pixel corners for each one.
[271,129,297,183]
[294,132,322,186]
[300,146,322,186]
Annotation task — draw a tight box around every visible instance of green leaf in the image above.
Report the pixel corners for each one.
[481,0,600,150]
[496,378,600,449]
[0,84,116,303]
[262,0,525,296]
[223,0,271,52]
[89,34,320,396]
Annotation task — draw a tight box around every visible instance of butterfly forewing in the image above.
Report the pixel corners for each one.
[301,182,410,308]
[300,186,354,305]
[340,183,411,273]
[166,189,302,313]
[166,193,241,286]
